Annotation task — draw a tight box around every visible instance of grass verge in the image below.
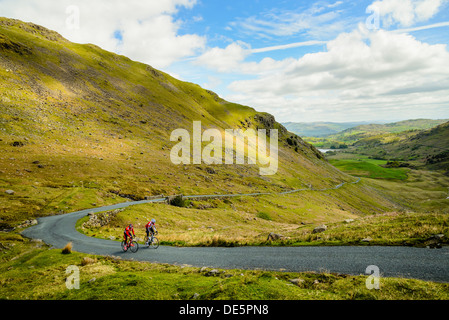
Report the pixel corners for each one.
[1,237,448,300]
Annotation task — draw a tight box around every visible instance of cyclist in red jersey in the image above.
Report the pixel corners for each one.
[124,223,135,245]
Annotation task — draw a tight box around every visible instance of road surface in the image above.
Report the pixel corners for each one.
[21,198,449,283]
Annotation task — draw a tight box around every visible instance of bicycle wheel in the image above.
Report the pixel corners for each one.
[121,240,128,252]
[144,236,150,248]
[129,240,139,253]
[150,237,159,249]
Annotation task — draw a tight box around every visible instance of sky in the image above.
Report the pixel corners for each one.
[1,0,449,123]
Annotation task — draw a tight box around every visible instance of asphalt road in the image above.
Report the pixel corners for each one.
[21,198,449,283]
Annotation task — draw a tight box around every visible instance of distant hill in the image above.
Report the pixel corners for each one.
[327,119,449,143]
[282,121,374,137]
[354,121,449,170]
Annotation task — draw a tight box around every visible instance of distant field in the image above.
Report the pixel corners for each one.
[326,151,449,213]
[328,157,409,180]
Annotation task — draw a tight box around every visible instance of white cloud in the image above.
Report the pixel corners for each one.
[328,1,343,8]
[194,41,298,75]
[194,42,251,73]
[250,40,327,53]
[0,0,205,69]
[228,3,350,40]
[415,0,445,20]
[202,76,222,90]
[368,0,447,28]
[224,24,449,122]
[117,15,205,69]
[393,20,449,33]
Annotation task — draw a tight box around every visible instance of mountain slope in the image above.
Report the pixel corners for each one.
[327,119,449,144]
[0,18,396,227]
[354,121,449,171]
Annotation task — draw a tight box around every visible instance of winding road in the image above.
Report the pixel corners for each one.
[21,185,449,283]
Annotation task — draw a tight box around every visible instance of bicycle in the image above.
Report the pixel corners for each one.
[121,236,139,253]
[144,231,159,249]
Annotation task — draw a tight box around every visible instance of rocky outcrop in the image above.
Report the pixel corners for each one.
[267,232,285,241]
[424,234,445,249]
[82,209,122,229]
[18,219,38,228]
[312,225,327,234]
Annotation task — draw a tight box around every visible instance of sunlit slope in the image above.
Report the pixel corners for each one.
[0,18,396,226]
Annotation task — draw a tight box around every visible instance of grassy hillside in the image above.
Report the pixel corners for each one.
[304,119,448,148]
[353,121,449,170]
[0,17,397,232]
[328,119,448,143]
[76,180,400,247]
[322,121,449,175]
[322,121,449,217]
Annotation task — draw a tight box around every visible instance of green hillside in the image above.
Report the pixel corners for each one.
[354,121,449,170]
[0,17,399,234]
[303,119,448,149]
[323,121,449,215]
[325,119,448,144]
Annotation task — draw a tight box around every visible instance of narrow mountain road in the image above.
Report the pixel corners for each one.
[21,181,449,283]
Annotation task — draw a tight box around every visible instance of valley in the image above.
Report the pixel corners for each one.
[0,18,448,301]
[289,119,449,218]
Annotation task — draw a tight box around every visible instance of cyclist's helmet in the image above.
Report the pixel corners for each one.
[129,223,133,228]
[151,218,156,223]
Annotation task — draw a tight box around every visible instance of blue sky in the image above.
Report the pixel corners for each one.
[1,0,449,123]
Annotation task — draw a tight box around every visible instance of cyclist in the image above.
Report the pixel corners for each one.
[124,223,135,246]
[145,218,157,243]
